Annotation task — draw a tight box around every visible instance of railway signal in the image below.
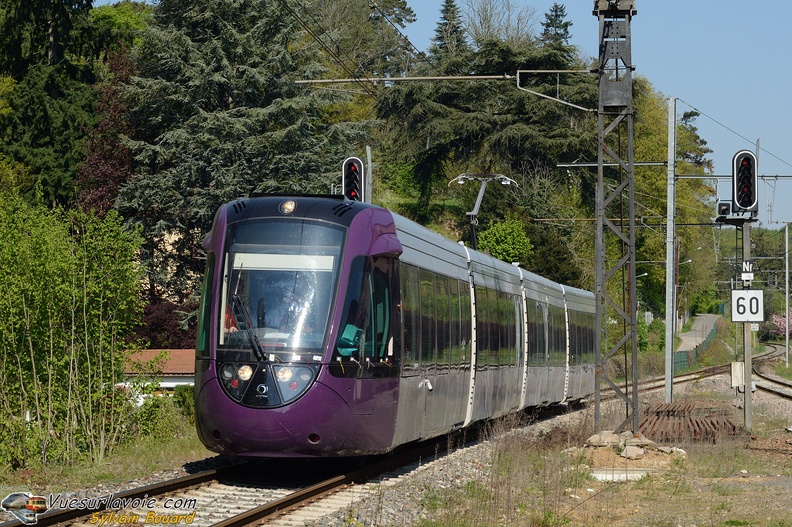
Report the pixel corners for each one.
[732,150,758,213]
[342,157,365,202]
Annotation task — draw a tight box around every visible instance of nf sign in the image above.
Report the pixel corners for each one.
[730,290,764,322]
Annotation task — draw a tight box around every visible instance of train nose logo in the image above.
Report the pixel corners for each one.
[256,384,268,395]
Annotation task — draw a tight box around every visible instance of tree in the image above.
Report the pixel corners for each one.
[463,0,536,48]
[429,0,472,73]
[1,64,98,207]
[376,34,597,215]
[0,0,94,76]
[540,3,572,47]
[116,0,364,303]
[307,0,416,78]
[88,1,152,59]
[76,50,135,215]
[630,77,716,315]
[477,213,532,264]
[0,190,145,467]
[0,1,153,209]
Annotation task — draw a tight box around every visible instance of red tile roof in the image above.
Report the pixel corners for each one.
[125,349,195,376]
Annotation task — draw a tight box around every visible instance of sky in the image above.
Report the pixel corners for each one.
[403,1,792,227]
[92,0,792,226]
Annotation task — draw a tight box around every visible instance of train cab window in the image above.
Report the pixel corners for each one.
[331,256,400,378]
[196,252,215,358]
[217,219,343,359]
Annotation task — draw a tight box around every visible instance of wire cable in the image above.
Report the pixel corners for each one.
[679,98,792,171]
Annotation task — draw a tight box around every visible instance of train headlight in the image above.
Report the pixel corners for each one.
[218,362,258,403]
[238,365,254,381]
[272,365,317,403]
[275,367,293,382]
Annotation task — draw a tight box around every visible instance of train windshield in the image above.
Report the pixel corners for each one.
[218,219,344,359]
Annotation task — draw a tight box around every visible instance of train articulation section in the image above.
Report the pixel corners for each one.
[194,195,595,457]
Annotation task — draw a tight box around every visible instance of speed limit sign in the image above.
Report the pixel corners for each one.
[730,290,764,322]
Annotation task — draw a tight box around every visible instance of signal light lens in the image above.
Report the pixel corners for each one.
[342,156,364,202]
[732,150,757,212]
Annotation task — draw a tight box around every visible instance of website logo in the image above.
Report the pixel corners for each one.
[1,492,48,525]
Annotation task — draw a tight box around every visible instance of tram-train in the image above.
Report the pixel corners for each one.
[194,194,596,457]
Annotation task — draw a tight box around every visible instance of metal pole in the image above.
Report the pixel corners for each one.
[365,145,372,204]
[465,180,489,251]
[743,223,752,431]
[786,223,789,367]
[664,97,677,403]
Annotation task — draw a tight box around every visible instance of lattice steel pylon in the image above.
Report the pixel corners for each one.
[593,1,639,434]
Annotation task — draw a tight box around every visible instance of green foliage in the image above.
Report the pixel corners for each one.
[477,214,533,264]
[115,0,365,302]
[0,64,98,207]
[540,4,573,46]
[172,384,195,424]
[0,191,145,467]
[89,2,152,56]
[0,0,94,76]
[131,396,182,440]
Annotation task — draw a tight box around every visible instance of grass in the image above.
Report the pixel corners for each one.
[402,393,792,527]
[0,412,212,497]
[774,360,792,381]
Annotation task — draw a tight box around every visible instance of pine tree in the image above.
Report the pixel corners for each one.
[540,3,572,47]
[428,0,471,73]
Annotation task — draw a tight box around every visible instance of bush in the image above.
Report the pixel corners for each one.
[131,396,183,440]
[173,385,195,424]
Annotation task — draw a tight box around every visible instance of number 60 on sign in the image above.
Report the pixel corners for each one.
[730,290,764,322]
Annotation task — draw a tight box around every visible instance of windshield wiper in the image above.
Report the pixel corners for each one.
[232,294,266,362]
[230,267,265,361]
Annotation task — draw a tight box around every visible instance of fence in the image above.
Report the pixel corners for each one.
[673,319,718,373]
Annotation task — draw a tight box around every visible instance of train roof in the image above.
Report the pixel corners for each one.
[390,209,593,304]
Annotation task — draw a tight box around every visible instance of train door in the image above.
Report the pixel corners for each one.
[422,273,469,436]
[394,263,425,441]
[334,256,401,416]
[525,299,549,406]
[419,268,440,436]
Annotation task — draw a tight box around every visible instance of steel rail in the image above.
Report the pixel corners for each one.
[0,465,240,527]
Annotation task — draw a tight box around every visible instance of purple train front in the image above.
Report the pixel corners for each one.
[194,195,596,457]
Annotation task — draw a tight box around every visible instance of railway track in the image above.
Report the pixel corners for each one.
[753,344,792,401]
[0,436,458,527]
[5,346,790,527]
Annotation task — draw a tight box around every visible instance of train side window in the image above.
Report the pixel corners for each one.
[332,256,399,378]
[548,305,566,367]
[419,268,436,368]
[401,264,420,374]
[513,294,522,366]
[449,279,461,365]
[527,300,546,366]
[436,275,451,367]
[475,286,489,367]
